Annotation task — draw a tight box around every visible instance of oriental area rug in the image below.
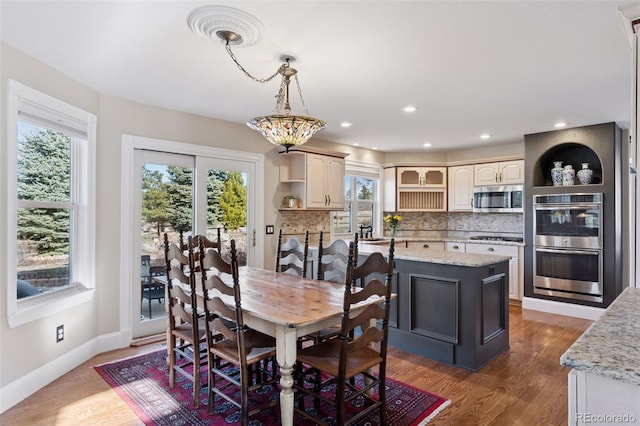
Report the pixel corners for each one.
[95,349,450,426]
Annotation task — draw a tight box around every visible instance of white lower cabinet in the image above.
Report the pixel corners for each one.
[465,243,522,300]
[445,241,465,252]
[406,241,445,253]
[568,369,640,425]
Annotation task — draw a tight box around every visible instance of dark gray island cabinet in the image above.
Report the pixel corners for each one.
[359,244,511,371]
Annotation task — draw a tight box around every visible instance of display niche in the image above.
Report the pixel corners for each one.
[532,143,602,187]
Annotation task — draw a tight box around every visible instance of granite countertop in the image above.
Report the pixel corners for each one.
[361,236,525,247]
[358,243,512,267]
[560,287,640,386]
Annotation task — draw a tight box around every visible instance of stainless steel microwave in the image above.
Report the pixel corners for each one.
[473,185,523,213]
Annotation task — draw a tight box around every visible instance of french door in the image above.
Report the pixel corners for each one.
[127,137,262,339]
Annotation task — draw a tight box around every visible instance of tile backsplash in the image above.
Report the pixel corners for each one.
[387,212,523,239]
[279,210,523,243]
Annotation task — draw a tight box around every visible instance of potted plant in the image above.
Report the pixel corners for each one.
[283,195,298,208]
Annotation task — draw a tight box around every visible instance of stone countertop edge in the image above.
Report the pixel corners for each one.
[560,287,640,386]
[357,244,512,267]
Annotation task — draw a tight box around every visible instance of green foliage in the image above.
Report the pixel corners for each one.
[16,127,71,255]
[219,172,246,230]
[141,167,171,236]
[357,177,373,200]
[207,170,227,227]
[166,166,193,232]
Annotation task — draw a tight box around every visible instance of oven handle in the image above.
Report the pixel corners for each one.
[535,247,600,256]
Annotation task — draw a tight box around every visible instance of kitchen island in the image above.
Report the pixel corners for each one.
[560,287,640,425]
[358,243,511,371]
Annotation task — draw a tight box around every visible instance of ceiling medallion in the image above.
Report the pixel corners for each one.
[187,5,264,46]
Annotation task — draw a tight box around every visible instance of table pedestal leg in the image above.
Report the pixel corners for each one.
[276,326,297,426]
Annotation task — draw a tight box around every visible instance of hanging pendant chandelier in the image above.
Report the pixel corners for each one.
[243,54,327,152]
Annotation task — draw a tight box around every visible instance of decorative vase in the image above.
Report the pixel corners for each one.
[390,226,397,238]
[551,161,564,186]
[577,163,593,185]
[562,164,575,186]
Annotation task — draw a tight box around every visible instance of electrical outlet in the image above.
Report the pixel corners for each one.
[56,324,64,343]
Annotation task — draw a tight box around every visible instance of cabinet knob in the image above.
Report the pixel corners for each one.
[423,244,430,248]
[453,245,459,250]
[488,247,495,252]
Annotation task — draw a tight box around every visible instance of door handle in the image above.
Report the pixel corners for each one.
[252,229,256,247]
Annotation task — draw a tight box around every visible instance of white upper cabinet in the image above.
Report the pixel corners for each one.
[306,154,345,209]
[448,165,474,211]
[279,150,346,210]
[397,167,447,187]
[474,160,524,186]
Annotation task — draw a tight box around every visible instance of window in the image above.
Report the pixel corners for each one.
[332,161,380,237]
[6,80,96,327]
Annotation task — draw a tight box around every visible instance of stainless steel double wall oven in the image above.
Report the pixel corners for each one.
[533,193,603,302]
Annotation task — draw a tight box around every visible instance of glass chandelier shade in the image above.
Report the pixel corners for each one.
[247,114,326,151]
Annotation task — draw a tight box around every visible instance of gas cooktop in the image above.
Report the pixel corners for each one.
[468,236,523,243]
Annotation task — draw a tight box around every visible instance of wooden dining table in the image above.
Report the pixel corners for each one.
[157,266,387,426]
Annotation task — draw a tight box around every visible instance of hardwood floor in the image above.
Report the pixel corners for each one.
[1,305,591,425]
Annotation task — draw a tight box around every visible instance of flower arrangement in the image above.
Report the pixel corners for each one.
[384,213,402,237]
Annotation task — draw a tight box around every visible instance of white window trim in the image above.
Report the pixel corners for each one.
[333,160,382,237]
[5,80,96,328]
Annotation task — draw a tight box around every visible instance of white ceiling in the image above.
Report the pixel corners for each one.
[0,1,635,152]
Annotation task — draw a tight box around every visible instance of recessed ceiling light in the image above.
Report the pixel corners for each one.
[423,143,432,148]
[340,122,353,128]
[554,121,567,128]
[353,143,359,146]
[372,147,378,150]
[480,133,491,140]
[402,106,419,113]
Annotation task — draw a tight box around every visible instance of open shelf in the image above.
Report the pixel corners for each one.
[533,143,602,187]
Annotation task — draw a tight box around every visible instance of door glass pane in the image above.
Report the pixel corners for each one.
[208,169,248,266]
[140,163,193,321]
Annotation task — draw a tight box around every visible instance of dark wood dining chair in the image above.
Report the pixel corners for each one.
[198,238,279,424]
[316,231,358,283]
[303,232,360,345]
[294,239,395,425]
[275,229,309,277]
[163,233,206,408]
[141,265,166,319]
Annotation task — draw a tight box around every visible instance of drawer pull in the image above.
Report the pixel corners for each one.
[452,245,459,250]
[488,247,495,252]
[423,244,430,248]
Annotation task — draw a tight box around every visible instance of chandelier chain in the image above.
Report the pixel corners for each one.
[294,74,310,115]
[224,42,282,83]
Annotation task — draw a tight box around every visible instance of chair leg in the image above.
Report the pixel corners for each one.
[336,376,345,426]
[148,298,153,319]
[193,345,201,409]
[168,334,176,388]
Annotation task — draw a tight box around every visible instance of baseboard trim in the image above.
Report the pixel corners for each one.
[0,330,128,413]
[522,296,605,321]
